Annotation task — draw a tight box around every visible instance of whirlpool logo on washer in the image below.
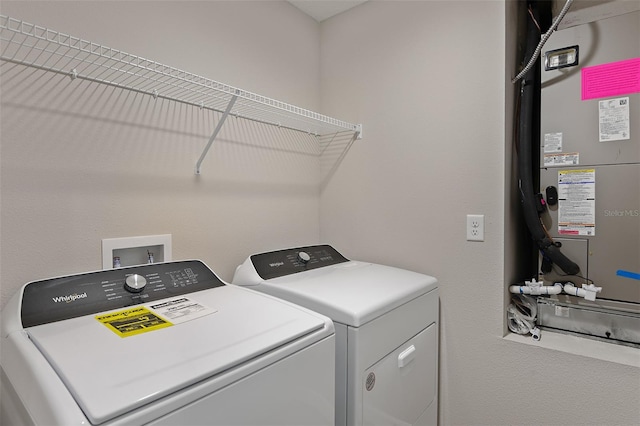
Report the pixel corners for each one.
[52,292,88,303]
[269,262,284,268]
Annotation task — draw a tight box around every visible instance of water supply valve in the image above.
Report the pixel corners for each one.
[509,278,562,296]
[561,282,603,301]
[581,284,603,301]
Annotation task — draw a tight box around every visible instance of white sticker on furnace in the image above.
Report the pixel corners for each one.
[544,152,579,167]
[599,97,630,142]
[557,169,595,236]
[555,305,570,318]
[544,132,563,153]
[147,297,216,324]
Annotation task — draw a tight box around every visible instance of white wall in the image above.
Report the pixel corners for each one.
[0,0,323,307]
[319,1,639,425]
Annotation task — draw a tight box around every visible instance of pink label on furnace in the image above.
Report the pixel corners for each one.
[581,57,640,101]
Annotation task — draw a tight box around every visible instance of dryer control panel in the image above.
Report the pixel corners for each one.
[251,245,349,280]
[21,260,224,327]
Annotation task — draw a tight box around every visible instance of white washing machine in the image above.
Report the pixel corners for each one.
[1,260,335,426]
[232,245,439,426]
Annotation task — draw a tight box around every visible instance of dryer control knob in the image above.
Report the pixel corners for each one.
[124,274,147,293]
[297,251,311,263]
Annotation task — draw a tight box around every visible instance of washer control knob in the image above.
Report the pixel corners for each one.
[124,274,147,293]
[297,251,311,263]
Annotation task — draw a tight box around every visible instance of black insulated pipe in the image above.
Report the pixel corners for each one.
[517,0,580,276]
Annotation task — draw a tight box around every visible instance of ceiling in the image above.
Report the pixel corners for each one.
[287,0,368,22]
[287,0,633,23]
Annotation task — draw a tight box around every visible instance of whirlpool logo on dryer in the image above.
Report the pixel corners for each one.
[269,262,284,268]
[52,292,88,303]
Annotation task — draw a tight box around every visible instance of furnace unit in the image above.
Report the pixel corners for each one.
[537,8,639,345]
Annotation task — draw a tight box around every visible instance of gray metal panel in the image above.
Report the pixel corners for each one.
[537,236,589,282]
[537,298,640,346]
[540,164,640,303]
[539,10,640,306]
[540,10,640,167]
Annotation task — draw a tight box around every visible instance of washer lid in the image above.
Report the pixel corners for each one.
[26,285,328,425]
[252,261,438,327]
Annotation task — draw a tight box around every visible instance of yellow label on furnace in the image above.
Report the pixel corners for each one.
[96,306,173,337]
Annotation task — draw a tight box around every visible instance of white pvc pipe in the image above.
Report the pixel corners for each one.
[563,283,602,301]
[509,283,563,295]
[562,283,584,297]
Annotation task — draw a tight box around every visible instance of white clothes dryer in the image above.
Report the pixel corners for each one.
[232,245,439,426]
[1,260,335,426]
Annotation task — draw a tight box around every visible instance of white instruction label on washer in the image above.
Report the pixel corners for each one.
[147,297,216,324]
[558,169,596,236]
[599,97,630,142]
[544,152,579,167]
[544,132,563,153]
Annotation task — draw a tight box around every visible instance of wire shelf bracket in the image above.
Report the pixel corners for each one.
[0,15,362,174]
[195,93,238,175]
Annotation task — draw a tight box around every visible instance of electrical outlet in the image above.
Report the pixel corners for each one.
[466,214,485,241]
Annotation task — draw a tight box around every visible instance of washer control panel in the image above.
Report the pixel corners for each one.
[21,260,224,327]
[251,245,349,280]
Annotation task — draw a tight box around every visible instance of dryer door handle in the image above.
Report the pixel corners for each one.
[397,345,416,368]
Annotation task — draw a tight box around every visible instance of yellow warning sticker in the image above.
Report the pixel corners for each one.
[96,306,173,338]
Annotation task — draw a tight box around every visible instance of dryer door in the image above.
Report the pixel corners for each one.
[362,323,437,426]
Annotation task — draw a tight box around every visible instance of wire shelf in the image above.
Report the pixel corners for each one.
[0,15,361,140]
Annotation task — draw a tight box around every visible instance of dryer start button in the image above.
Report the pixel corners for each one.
[125,274,147,293]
